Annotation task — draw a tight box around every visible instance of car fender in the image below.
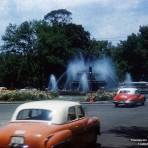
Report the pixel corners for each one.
[87,117,100,135]
[139,94,145,99]
[129,96,142,102]
[46,130,72,148]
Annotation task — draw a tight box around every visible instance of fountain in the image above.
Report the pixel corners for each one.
[48,55,117,93]
[125,72,132,83]
[80,73,89,93]
[48,74,58,91]
[119,72,133,88]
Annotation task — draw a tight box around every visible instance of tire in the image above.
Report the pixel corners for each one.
[141,100,145,106]
[88,134,97,148]
[53,141,71,148]
[91,134,102,148]
[114,103,118,107]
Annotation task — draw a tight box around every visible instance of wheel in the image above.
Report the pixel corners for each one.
[88,134,97,148]
[141,100,145,106]
[114,103,118,107]
[53,142,71,148]
[91,134,102,148]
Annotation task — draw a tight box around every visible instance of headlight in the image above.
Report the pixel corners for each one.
[10,136,24,145]
[121,95,127,99]
[125,100,132,103]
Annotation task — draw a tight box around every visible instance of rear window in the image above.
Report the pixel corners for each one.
[119,90,130,94]
[16,109,52,121]
[77,106,85,118]
[68,106,77,121]
[135,90,141,94]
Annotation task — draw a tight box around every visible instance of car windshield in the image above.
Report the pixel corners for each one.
[16,109,52,121]
[118,90,137,94]
[119,90,131,94]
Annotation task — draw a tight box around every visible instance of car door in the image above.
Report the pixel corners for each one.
[67,106,86,147]
[135,90,143,103]
[138,91,145,103]
[76,105,89,143]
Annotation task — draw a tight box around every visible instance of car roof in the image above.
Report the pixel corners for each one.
[118,87,138,91]
[11,100,81,124]
[17,100,80,110]
[117,87,138,94]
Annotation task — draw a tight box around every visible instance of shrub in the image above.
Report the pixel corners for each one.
[0,90,53,101]
[95,90,115,101]
[86,90,116,101]
[50,91,59,98]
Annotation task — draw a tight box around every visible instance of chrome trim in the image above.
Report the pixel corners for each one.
[9,144,29,148]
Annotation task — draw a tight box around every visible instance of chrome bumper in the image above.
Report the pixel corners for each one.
[9,144,29,148]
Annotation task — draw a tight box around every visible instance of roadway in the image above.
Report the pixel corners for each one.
[0,101,148,148]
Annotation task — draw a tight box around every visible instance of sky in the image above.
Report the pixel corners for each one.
[0,0,148,45]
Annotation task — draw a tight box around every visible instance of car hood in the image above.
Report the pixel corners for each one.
[0,122,59,147]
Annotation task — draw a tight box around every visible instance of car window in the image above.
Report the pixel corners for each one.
[77,106,85,118]
[135,90,140,94]
[68,106,77,121]
[16,109,52,121]
[119,90,130,94]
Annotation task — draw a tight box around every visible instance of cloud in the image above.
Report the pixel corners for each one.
[14,0,102,12]
[106,0,140,10]
[89,11,148,44]
[0,0,9,15]
[0,0,148,45]
[69,0,147,44]
[14,0,140,14]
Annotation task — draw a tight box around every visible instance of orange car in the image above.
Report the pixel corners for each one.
[0,100,100,148]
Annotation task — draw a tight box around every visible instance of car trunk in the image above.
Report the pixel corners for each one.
[0,122,54,148]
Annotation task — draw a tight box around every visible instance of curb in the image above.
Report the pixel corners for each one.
[81,101,112,104]
[0,101,26,104]
[0,101,113,104]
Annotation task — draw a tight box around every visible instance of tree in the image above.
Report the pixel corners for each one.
[2,24,17,53]
[0,53,22,88]
[0,10,114,88]
[2,21,38,55]
[87,39,113,58]
[114,26,148,81]
[63,23,90,51]
[44,9,72,25]
[1,21,41,88]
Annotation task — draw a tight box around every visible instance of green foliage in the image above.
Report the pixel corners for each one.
[95,90,115,101]
[2,21,38,55]
[0,9,148,89]
[87,39,113,57]
[114,26,148,81]
[0,90,52,101]
[0,9,96,89]
[86,91,115,101]
[62,24,90,50]
[44,9,72,25]
[50,91,59,98]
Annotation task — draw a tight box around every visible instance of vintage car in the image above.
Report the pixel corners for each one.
[0,100,100,148]
[113,88,146,107]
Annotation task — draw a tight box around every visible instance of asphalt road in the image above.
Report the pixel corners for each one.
[0,101,148,148]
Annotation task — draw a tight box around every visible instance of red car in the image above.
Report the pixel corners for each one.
[113,88,146,107]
